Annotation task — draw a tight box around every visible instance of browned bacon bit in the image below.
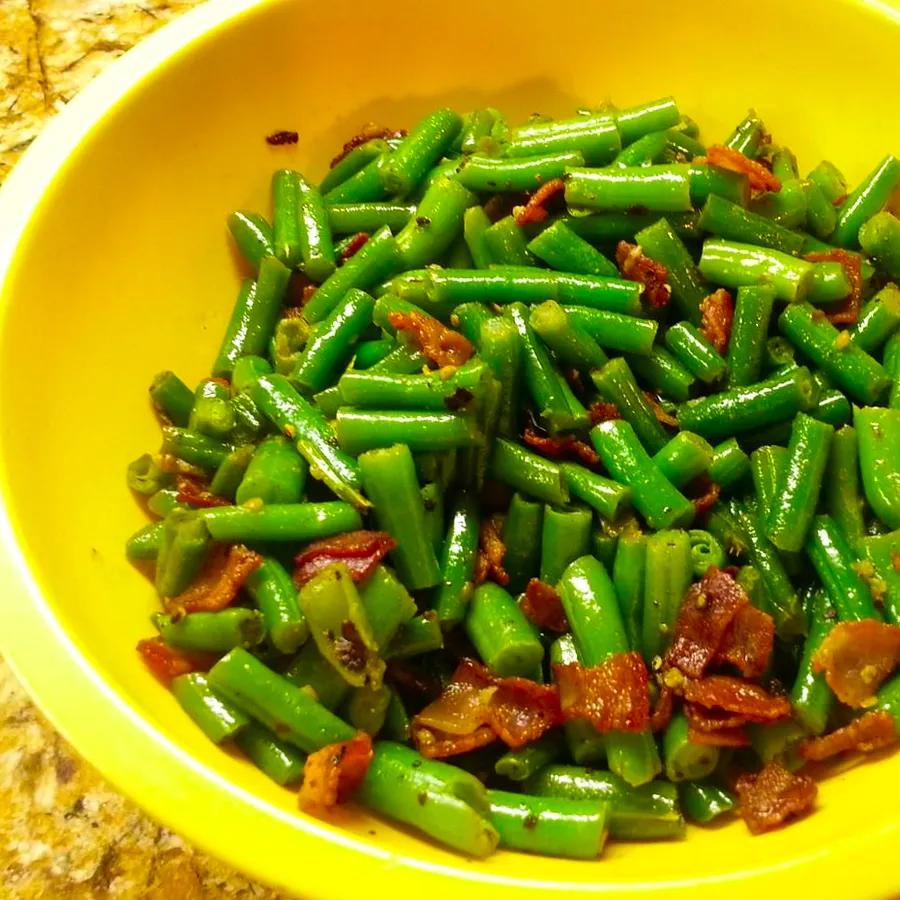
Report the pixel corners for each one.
[689,477,721,518]
[684,675,792,722]
[474,516,509,587]
[281,306,304,320]
[704,145,782,193]
[330,124,406,168]
[649,685,675,732]
[302,283,318,305]
[520,579,569,633]
[514,179,566,225]
[665,566,750,678]
[175,475,232,509]
[298,733,374,811]
[799,711,897,762]
[166,544,263,613]
[688,722,750,747]
[699,289,734,354]
[811,619,900,707]
[412,659,561,757]
[136,637,218,685]
[804,249,863,325]
[341,232,370,260]
[616,241,671,308]
[588,401,621,424]
[294,530,397,587]
[265,130,299,146]
[715,604,775,679]
[388,310,474,368]
[522,427,600,466]
[644,392,679,428]
[735,761,817,834]
[554,653,651,732]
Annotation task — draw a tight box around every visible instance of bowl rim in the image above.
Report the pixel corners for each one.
[1,0,900,897]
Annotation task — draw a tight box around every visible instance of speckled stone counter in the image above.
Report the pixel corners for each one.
[1,3,284,896]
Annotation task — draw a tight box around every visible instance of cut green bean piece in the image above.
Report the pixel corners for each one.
[228,211,274,271]
[507,113,620,165]
[831,154,900,248]
[824,426,867,551]
[527,220,618,278]
[126,520,164,562]
[726,284,777,388]
[127,453,170,496]
[154,509,210,598]
[202,503,361,543]
[562,463,632,520]
[154,609,265,654]
[627,347,695,403]
[384,612,444,659]
[236,435,307,506]
[457,151,585,193]
[803,178,838,240]
[171,673,250,744]
[494,732,566,782]
[663,712,719,782]
[283,641,349,710]
[565,165,693,213]
[807,160,847,204]
[708,438,750,490]
[616,97,681,145]
[432,492,479,629]
[665,322,727,384]
[859,212,900,279]
[699,239,815,303]
[790,590,835,735]
[489,438,569,506]
[563,307,658,357]
[724,111,768,158]
[699,194,805,255]
[381,108,462,197]
[235,722,305,786]
[244,557,307,655]
[503,493,544,593]
[327,202,413,235]
[550,635,607,765]
[850,284,900,355]
[189,378,234,441]
[653,432,714,489]
[483,215,533,267]
[613,532,647,652]
[855,406,900,530]
[271,170,303,268]
[466,582,543,677]
[689,529,726,576]
[320,139,387,195]
[396,176,476,269]
[530,301,608,372]
[642,530,692,662]
[150,370,194,427]
[295,174,336,282]
[540,506,592,586]
[336,409,479,455]
[679,781,736,824]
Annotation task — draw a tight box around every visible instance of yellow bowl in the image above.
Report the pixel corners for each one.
[1,0,899,895]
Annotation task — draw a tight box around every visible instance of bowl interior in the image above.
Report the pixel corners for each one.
[1,0,899,896]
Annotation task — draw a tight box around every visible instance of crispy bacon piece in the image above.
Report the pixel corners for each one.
[293,530,397,587]
[704,145,782,193]
[644,392,679,428]
[616,241,671,308]
[804,249,863,325]
[165,544,262,613]
[520,579,569,633]
[522,427,600,466]
[474,516,509,587]
[330,124,406,168]
[412,659,560,757]
[341,231,369,260]
[684,675,792,722]
[175,476,231,508]
[699,289,734,354]
[136,637,218,685]
[298,733,374,811]
[684,701,751,745]
[266,130,299,146]
[554,653,651,732]
[689,477,721,517]
[799,711,897,762]
[687,722,750,747]
[588,401,621,424]
[302,283,318,305]
[514,179,566,225]
[649,685,675,732]
[715,604,775,679]
[735,761,817,834]
[666,566,749,677]
[811,619,900,707]
[388,310,474,368]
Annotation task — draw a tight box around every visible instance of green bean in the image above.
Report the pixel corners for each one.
[807,160,847,204]
[384,612,444,658]
[353,338,394,371]
[432,492,479,629]
[358,444,441,590]
[750,178,808,231]
[876,674,900,733]
[480,317,522,437]
[764,336,796,372]
[614,130,670,167]
[482,215,533,267]
[779,303,891,405]
[421,480,445,558]
[487,790,609,859]
[561,463,632,521]
[652,432,714,489]
[524,765,684,840]
[725,284,777,388]
[708,438,750,490]
[209,445,254,500]
[327,202,413,235]
[790,590,835,735]
[150,370,194,427]
[689,165,750,208]
[495,732,566,782]
[803,179,838,240]
[271,317,309,376]
[766,413,834,553]
[338,365,483,414]
[750,445,787,521]
[824,426,867,551]
[502,493,544,593]
[462,205,493,268]
[831,154,900,248]
[336,409,478,455]
[232,350,272,391]
[627,347,695,403]
[127,453,170,496]
[271,170,303,268]
[591,420,694,530]
[506,113,620,164]
[565,210,700,244]
[201,502,361,543]
[861,531,900,624]
[283,641,349,710]
[189,378,234,440]
[529,301,608,371]
[208,648,354,751]
[886,331,900,410]
[382,689,411,742]
[806,515,880,621]
[563,307,658,357]
[689,529,726,576]
[227,210,274,271]
[154,609,265,654]
[356,742,497,858]
[489,439,569,507]
[539,506,592,585]
[859,211,900,278]
[380,108,462,197]
[565,164,693,213]
[664,322,727,384]
[616,97,681,145]
[698,194,805,255]
[355,564,416,652]
[323,152,391,204]
[235,722,305,786]
[154,510,210,598]
[677,366,817,441]
[591,358,670,454]
[663,712,719,782]
[855,406,900,530]
[293,174,336,281]
[171,673,250,744]
[800,233,877,281]
[527,221,618,278]
[126,520,164,562]
[678,781,736,824]
[457,151,585,193]
[642,529,692,662]
[448,302,490,346]
[613,532,647,651]
[850,285,900,354]
[466,583,543,677]
[343,684,391,734]
[235,435,307,506]
[724,111,768,158]
[243,557,307,655]
[320,139,387,195]
[456,107,501,154]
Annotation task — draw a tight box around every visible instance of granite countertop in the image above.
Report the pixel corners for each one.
[1,2,285,896]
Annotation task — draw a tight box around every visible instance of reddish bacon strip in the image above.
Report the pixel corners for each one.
[644,392,679,427]
[812,619,900,707]
[799,711,897,762]
[388,310,474,368]
[649,685,675,733]
[340,232,369,260]
[715,604,775,679]
[523,427,600,466]
[804,249,863,325]
[166,544,262,613]
[475,516,509,587]
[704,145,781,193]
[735,762,817,834]
[298,733,374,811]
[294,531,397,587]
[588,401,621,424]
[684,701,750,746]
[175,476,231,508]
[265,130,299,146]
[520,579,569,633]
[684,675,792,722]
[688,723,750,747]
[689,477,721,517]
[514,179,566,225]
[412,659,560,757]
[554,653,650,732]
[330,124,406,167]
[136,637,218,685]
[616,241,671,308]
[699,289,734,354]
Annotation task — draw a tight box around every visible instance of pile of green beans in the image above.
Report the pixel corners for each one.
[127,97,900,860]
